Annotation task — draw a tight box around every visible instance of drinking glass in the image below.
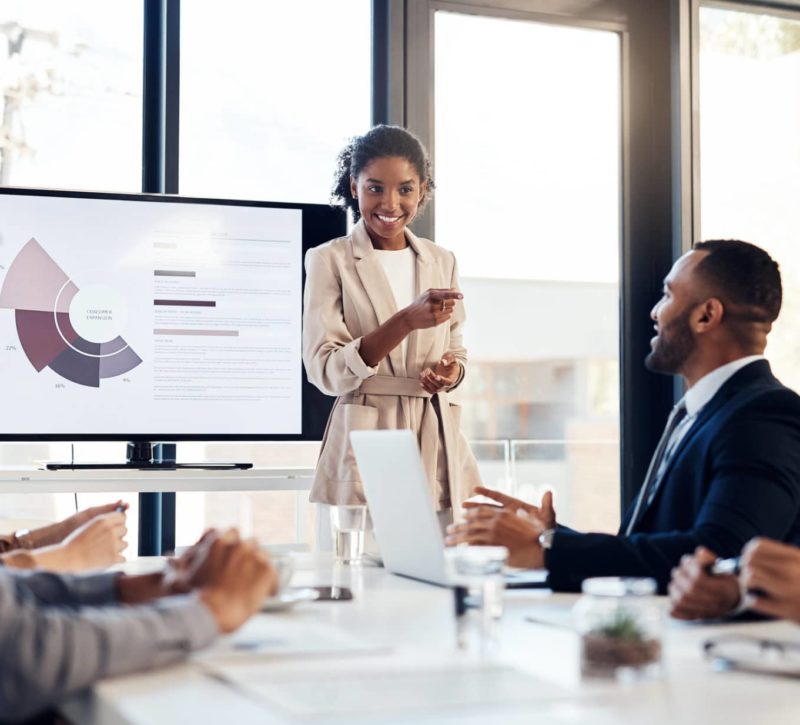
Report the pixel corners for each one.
[446,545,509,658]
[330,505,367,564]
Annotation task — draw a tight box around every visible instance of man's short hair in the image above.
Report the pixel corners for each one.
[693,239,782,324]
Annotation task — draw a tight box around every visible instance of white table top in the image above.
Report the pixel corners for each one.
[60,554,800,725]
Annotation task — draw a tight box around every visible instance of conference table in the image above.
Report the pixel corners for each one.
[60,554,800,725]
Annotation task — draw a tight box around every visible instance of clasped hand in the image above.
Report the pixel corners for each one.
[420,353,460,394]
[669,538,800,623]
[164,528,278,633]
[445,486,556,569]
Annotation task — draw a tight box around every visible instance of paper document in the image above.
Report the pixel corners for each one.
[214,659,571,719]
[196,617,390,665]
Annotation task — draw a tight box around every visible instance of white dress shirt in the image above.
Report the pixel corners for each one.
[667,355,766,457]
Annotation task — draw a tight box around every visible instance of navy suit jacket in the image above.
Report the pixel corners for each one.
[546,360,800,592]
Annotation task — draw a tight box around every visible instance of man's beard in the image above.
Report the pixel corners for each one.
[645,309,696,374]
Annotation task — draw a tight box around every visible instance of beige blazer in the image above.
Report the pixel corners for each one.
[303,219,481,514]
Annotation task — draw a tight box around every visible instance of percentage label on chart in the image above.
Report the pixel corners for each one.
[55,383,66,389]
[122,378,131,383]
[0,264,5,270]
[5,345,16,352]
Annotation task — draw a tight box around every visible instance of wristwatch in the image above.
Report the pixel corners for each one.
[14,528,34,549]
[538,528,556,550]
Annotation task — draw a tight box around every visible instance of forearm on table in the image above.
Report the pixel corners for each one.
[0,542,74,572]
[0,583,218,721]
[32,522,65,547]
[116,571,172,604]
[0,524,56,554]
[546,530,701,593]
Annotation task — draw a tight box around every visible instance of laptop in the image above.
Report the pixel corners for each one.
[350,429,548,588]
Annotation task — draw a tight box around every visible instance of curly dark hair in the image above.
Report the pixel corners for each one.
[693,239,782,326]
[331,125,435,222]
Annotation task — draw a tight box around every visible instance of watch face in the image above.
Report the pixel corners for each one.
[539,529,555,550]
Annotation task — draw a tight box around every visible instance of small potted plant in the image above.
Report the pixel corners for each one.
[574,578,662,679]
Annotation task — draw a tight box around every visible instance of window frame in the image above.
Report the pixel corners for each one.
[395,0,679,516]
[686,0,800,251]
[138,0,381,553]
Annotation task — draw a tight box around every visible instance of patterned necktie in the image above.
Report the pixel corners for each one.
[625,400,689,535]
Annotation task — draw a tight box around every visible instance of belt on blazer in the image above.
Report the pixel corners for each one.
[355,375,432,397]
[352,374,461,511]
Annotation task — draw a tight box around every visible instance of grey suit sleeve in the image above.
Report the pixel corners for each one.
[9,568,119,607]
[0,570,218,723]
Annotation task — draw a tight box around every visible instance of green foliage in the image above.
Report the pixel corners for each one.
[701,8,800,59]
[592,609,645,642]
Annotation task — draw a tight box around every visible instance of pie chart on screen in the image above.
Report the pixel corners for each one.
[0,237,142,388]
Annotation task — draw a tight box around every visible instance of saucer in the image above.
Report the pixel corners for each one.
[261,587,319,612]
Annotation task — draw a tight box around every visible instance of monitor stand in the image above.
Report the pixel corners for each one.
[44,441,252,471]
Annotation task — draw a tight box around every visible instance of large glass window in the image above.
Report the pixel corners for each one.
[179,0,372,203]
[0,2,142,542]
[0,0,143,191]
[698,4,800,393]
[175,1,372,547]
[1,1,370,552]
[435,11,621,533]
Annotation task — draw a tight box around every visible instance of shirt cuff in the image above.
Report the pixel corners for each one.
[158,594,220,651]
[343,337,379,381]
[69,572,121,606]
[447,361,466,391]
[730,578,751,616]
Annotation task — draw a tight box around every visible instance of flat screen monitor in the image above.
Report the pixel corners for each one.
[0,188,344,442]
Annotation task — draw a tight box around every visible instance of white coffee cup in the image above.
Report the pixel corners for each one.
[271,552,295,595]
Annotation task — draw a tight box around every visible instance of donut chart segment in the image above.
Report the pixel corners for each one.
[14,310,78,372]
[49,347,101,388]
[2,239,142,387]
[0,238,78,313]
[99,346,142,379]
[99,337,128,356]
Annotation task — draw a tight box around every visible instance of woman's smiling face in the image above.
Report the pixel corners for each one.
[350,156,426,249]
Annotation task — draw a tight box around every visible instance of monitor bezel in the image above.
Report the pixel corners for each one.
[0,186,342,442]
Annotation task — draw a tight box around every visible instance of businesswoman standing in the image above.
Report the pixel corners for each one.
[303,125,480,533]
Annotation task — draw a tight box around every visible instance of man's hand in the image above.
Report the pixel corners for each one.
[420,353,461,394]
[33,512,128,572]
[116,529,229,605]
[197,531,278,633]
[741,538,800,624]
[446,507,545,569]
[668,547,741,620]
[161,529,220,595]
[464,486,557,531]
[30,500,128,547]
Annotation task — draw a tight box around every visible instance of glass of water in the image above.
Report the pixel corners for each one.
[330,505,367,564]
[446,545,509,658]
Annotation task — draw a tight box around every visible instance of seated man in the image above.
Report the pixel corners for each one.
[447,240,800,591]
[669,538,800,622]
[0,501,128,571]
[0,528,276,723]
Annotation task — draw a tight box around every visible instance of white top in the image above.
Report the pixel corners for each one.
[374,246,416,362]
